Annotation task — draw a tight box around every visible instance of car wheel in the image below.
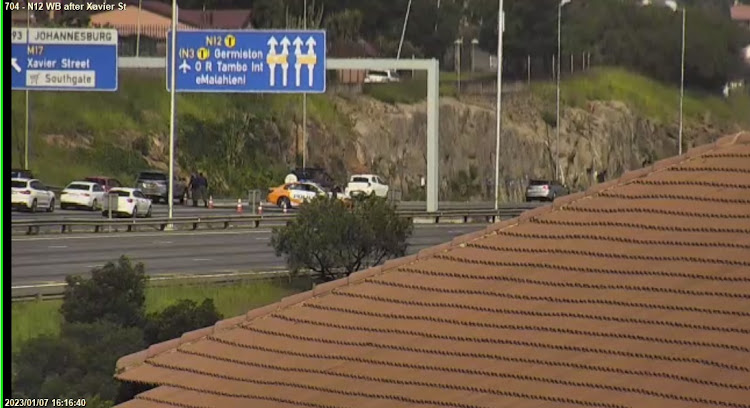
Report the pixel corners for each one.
[48,199,55,213]
[278,197,291,209]
[91,199,99,211]
[131,207,138,218]
[30,199,37,213]
[146,206,152,218]
[61,203,68,210]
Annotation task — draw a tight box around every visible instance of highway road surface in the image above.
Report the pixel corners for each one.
[10,201,502,221]
[11,224,487,286]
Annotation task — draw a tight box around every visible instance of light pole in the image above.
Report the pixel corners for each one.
[397,0,413,59]
[302,0,308,168]
[471,38,479,72]
[455,38,463,93]
[167,0,178,224]
[664,0,685,155]
[24,7,30,169]
[135,0,142,57]
[556,0,571,182]
[494,0,504,211]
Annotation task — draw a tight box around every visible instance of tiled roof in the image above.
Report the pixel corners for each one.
[732,4,750,21]
[114,132,750,408]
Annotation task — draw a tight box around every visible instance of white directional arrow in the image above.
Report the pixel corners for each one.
[11,58,22,73]
[267,36,278,87]
[293,37,304,87]
[305,37,317,87]
[267,36,278,55]
[178,60,191,74]
[280,37,291,87]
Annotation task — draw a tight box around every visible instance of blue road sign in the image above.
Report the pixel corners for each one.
[167,30,326,93]
[11,27,118,92]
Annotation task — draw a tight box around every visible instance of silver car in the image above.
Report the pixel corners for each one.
[525,179,569,202]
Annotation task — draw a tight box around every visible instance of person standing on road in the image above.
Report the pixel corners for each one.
[197,172,209,208]
[189,172,200,207]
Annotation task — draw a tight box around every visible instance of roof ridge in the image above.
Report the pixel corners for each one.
[114,131,747,374]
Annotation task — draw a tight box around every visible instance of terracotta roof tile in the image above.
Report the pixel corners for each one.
[115,132,750,408]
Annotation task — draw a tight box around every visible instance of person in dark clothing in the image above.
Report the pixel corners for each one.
[197,172,209,207]
[189,172,200,207]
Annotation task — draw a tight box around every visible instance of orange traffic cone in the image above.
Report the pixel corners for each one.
[208,196,214,209]
[236,198,243,214]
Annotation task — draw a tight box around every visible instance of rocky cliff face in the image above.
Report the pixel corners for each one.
[311,92,734,201]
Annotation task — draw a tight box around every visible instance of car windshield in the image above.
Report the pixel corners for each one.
[11,180,27,188]
[138,173,166,181]
[67,184,91,191]
[529,180,550,186]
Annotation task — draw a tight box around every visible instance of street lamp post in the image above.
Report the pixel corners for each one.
[556,0,571,182]
[455,38,463,94]
[494,0,504,210]
[664,1,685,155]
[167,0,178,224]
[471,38,479,73]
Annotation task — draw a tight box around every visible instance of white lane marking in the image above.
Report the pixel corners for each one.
[154,241,174,244]
[48,245,68,249]
[87,265,103,268]
[255,237,269,240]
[191,258,212,262]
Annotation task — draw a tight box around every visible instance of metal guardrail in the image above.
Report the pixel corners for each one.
[12,269,302,301]
[11,206,541,235]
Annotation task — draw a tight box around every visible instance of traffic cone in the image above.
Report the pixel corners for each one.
[257,204,263,215]
[236,198,243,214]
[208,196,214,209]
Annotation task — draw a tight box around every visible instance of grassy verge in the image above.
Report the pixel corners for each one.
[531,67,750,126]
[10,71,348,194]
[11,279,304,353]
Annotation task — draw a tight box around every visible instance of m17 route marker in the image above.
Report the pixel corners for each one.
[166,29,326,93]
[11,27,118,91]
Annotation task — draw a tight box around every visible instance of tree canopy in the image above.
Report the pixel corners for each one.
[271,195,413,282]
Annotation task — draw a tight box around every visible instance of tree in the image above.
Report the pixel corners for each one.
[143,299,223,344]
[271,195,412,282]
[60,256,148,328]
[12,321,146,402]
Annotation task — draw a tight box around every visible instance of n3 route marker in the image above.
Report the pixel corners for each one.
[11,27,118,91]
[166,30,326,93]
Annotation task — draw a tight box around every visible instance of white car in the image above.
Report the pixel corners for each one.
[364,69,400,83]
[345,174,389,198]
[60,181,107,211]
[11,178,57,213]
[101,188,153,218]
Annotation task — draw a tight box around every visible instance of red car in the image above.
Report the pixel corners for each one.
[84,176,123,192]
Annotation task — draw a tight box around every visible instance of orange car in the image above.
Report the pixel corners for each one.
[266,181,329,209]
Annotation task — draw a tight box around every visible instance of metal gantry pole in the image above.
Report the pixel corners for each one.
[24,9,30,169]
[167,0,178,224]
[678,7,685,156]
[494,0,504,211]
[302,0,308,168]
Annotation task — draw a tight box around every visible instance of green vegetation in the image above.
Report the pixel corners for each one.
[531,67,750,126]
[10,72,352,195]
[12,257,307,404]
[11,278,299,352]
[272,195,412,282]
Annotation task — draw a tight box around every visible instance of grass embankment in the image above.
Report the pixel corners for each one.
[10,71,349,195]
[532,67,750,126]
[11,279,303,353]
[365,66,750,129]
